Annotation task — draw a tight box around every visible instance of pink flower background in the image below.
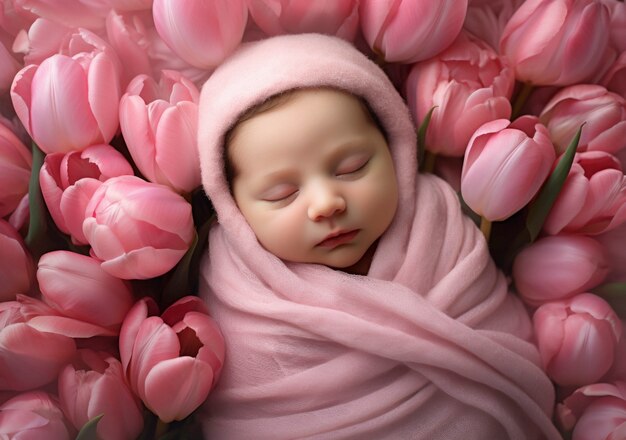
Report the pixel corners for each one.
[0,0,625,439]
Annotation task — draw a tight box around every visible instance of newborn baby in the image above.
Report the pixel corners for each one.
[226,87,397,275]
[197,33,561,440]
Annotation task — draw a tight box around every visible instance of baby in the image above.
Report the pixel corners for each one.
[197,34,561,439]
[226,87,397,275]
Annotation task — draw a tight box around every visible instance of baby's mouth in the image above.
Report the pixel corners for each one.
[316,229,360,249]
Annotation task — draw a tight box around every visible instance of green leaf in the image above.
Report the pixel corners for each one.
[417,106,436,169]
[161,232,198,308]
[24,143,47,255]
[525,125,583,242]
[75,414,103,440]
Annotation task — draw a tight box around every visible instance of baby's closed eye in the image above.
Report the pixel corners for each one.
[335,153,370,177]
[261,184,299,203]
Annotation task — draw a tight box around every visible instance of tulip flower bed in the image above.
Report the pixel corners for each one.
[0,0,625,439]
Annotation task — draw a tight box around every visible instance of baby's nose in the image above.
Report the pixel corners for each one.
[307,185,346,221]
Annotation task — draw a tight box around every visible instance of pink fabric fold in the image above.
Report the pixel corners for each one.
[197,33,561,439]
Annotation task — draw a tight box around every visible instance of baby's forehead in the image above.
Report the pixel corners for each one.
[227,87,384,148]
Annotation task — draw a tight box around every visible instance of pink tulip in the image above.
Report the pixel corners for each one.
[406,32,514,158]
[0,391,73,439]
[0,220,34,301]
[557,381,626,439]
[59,349,143,440]
[82,175,195,279]
[513,235,609,305]
[10,29,121,154]
[31,251,134,337]
[500,0,611,86]
[0,301,76,391]
[40,144,134,244]
[119,296,225,422]
[461,116,556,221]
[152,0,247,69]
[119,70,200,193]
[248,0,359,41]
[0,123,31,218]
[543,151,626,235]
[360,0,467,63]
[539,84,626,155]
[533,293,621,386]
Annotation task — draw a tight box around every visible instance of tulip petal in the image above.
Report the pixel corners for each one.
[60,178,102,245]
[0,323,76,390]
[119,297,159,373]
[101,246,187,279]
[30,55,100,152]
[143,357,214,422]
[89,359,143,440]
[154,103,200,191]
[129,317,179,398]
[87,54,121,143]
[9,64,37,136]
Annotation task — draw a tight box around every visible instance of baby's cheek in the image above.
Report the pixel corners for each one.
[256,205,308,260]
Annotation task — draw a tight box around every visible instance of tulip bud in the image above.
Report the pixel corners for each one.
[120,296,225,422]
[406,32,514,157]
[119,70,200,193]
[559,381,626,440]
[59,350,143,440]
[248,0,359,41]
[0,391,73,439]
[543,151,626,235]
[82,175,195,279]
[500,0,611,86]
[152,0,247,69]
[461,116,556,221]
[513,235,609,305]
[35,251,135,337]
[10,30,121,153]
[360,0,467,63]
[539,84,626,155]
[40,144,134,244]
[533,293,621,386]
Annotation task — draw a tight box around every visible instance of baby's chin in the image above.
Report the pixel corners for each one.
[302,242,378,276]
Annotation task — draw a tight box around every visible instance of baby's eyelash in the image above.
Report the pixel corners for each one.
[262,188,298,203]
[336,157,370,176]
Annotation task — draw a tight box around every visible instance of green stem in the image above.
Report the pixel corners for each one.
[422,150,437,174]
[511,82,534,120]
[154,419,169,439]
[480,216,492,243]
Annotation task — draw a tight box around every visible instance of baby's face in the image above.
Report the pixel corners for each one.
[229,89,398,270]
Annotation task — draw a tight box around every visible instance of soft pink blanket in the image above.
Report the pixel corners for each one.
[197,34,561,439]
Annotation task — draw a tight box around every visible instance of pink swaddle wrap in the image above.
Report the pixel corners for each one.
[197,34,561,439]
